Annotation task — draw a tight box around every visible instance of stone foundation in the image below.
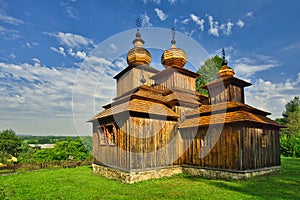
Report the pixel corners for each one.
[182,165,281,180]
[92,164,182,184]
[92,163,281,183]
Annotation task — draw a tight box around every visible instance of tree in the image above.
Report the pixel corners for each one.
[196,55,223,95]
[276,96,300,157]
[0,129,22,163]
[33,137,92,162]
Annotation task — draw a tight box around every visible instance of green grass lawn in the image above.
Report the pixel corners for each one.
[0,157,299,200]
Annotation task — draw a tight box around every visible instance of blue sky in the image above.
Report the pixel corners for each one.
[0,0,299,136]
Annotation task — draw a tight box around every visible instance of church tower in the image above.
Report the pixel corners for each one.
[150,28,199,92]
[202,49,251,104]
[113,20,159,97]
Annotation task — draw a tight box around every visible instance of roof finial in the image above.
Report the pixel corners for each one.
[171,27,176,47]
[136,18,141,31]
[221,48,228,66]
[133,18,144,47]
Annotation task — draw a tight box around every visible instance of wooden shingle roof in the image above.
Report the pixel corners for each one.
[185,101,271,117]
[88,98,179,122]
[150,66,200,80]
[201,76,251,89]
[179,110,284,129]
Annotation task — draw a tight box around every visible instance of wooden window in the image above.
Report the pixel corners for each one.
[261,134,267,148]
[97,123,117,145]
[201,133,212,148]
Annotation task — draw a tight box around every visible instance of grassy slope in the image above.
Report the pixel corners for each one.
[0,157,299,200]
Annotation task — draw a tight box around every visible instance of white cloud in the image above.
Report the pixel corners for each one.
[51,46,66,57]
[234,55,279,78]
[23,42,38,48]
[154,8,168,21]
[236,19,245,28]
[168,0,176,4]
[141,13,152,27]
[246,11,253,17]
[181,18,190,25]
[68,48,86,59]
[108,44,117,53]
[142,0,161,4]
[0,13,24,25]
[0,25,20,40]
[246,74,300,119]
[44,31,94,48]
[0,51,118,135]
[60,1,79,19]
[65,6,78,19]
[190,14,205,32]
[32,58,40,65]
[220,21,234,35]
[206,14,219,37]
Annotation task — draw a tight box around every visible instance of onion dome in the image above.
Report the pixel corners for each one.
[161,28,187,68]
[217,48,235,78]
[127,28,152,66]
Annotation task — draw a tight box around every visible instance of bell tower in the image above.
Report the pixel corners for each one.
[202,48,252,104]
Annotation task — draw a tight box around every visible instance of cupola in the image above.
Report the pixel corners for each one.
[161,28,187,68]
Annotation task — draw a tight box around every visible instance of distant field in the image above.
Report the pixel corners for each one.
[0,157,299,200]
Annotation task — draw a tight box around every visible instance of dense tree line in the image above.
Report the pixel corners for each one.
[276,96,300,157]
[20,135,79,144]
[0,129,92,164]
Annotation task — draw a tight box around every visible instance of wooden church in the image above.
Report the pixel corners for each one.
[88,27,284,183]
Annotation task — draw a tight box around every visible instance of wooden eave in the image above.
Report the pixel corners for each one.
[150,66,200,80]
[113,64,159,80]
[201,76,252,89]
[88,98,179,122]
[179,110,285,129]
[185,102,270,119]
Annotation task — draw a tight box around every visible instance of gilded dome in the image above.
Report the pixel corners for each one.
[217,48,235,78]
[217,65,235,78]
[161,37,187,68]
[127,30,152,66]
[127,47,151,66]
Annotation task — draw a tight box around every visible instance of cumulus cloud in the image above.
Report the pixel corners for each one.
[190,14,205,32]
[141,13,152,27]
[0,51,118,135]
[168,0,176,4]
[44,31,94,48]
[51,46,66,57]
[206,14,219,37]
[219,21,234,35]
[246,74,300,119]
[68,48,86,59]
[236,19,245,28]
[154,8,168,21]
[234,55,280,78]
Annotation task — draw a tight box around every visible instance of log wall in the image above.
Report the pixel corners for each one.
[179,124,242,170]
[179,123,281,171]
[240,125,280,170]
[93,116,179,171]
[155,72,195,91]
[209,84,244,104]
[117,68,156,96]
